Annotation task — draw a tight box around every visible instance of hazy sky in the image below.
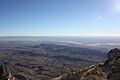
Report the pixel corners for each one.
[0,0,120,36]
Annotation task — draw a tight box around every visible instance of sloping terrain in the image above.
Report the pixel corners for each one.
[52,48,120,80]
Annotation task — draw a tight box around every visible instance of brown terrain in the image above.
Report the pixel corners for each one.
[1,41,119,80]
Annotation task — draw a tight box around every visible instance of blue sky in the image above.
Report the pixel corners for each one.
[0,0,120,36]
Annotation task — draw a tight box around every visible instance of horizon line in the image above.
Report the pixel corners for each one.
[0,34,120,37]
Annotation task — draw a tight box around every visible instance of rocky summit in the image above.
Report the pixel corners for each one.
[106,48,120,80]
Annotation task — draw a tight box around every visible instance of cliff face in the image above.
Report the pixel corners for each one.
[52,48,120,80]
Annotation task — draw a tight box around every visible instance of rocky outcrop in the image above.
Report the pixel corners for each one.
[106,48,120,80]
[0,65,15,80]
[0,64,31,80]
[52,48,120,80]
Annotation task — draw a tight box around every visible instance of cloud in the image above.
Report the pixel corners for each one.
[97,16,102,20]
[112,0,120,14]
[95,16,103,21]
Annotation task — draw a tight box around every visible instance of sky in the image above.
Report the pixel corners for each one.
[0,0,120,36]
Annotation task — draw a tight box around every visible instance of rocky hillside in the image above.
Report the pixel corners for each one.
[52,48,120,80]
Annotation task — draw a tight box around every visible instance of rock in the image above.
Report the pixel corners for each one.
[107,48,120,61]
[0,65,15,80]
[106,48,120,80]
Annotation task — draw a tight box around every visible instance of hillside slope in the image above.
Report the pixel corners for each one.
[52,48,120,80]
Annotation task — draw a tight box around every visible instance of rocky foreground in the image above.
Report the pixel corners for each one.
[0,48,120,80]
